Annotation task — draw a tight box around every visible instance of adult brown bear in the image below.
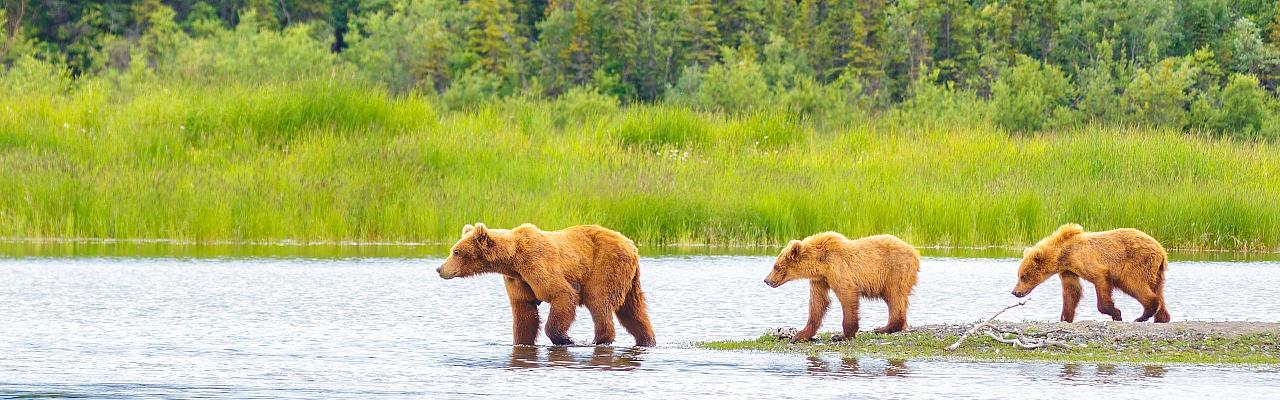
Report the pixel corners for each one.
[437,223,656,346]
[1012,223,1171,323]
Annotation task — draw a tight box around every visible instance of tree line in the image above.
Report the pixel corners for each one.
[5,0,1280,138]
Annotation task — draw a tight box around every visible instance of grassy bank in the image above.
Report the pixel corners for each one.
[702,322,1280,365]
[2,79,1279,251]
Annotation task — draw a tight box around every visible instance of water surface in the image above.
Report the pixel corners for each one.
[2,256,1278,399]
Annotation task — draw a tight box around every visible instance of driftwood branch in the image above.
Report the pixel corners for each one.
[946,299,1028,351]
[983,330,1073,349]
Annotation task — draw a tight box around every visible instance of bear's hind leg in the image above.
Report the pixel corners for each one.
[1154,291,1171,323]
[1093,280,1123,321]
[1126,284,1161,322]
[586,304,617,345]
[545,294,580,346]
[616,281,656,347]
[873,291,908,334]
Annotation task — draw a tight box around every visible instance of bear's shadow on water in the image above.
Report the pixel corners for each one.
[1058,363,1168,382]
[506,345,646,371]
[804,356,909,378]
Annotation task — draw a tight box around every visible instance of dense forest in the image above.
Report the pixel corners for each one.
[2,1,1280,248]
[4,1,1280,138]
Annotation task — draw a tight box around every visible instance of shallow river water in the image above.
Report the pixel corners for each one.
[2,256,1278,399]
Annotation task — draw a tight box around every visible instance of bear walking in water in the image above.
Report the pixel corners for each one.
[1011,223,1171,323]
[437,223,656,347]
[764,232,920,342]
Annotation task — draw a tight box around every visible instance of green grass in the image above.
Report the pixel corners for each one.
[2,77,1279,251]
[702,332,1280,365]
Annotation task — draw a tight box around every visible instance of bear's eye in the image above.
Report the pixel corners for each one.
[452,249,461,257]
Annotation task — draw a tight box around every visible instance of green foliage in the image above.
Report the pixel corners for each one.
[466,0,527,79]
[991,55,1073,132]
[167,11,345,84]
[1211,74,1267,138]
[442,68,508,111]
[777,74,857,122]
[551,85,619,126]
[668,47,771,113]
[1076,39,1124,123]
[343,0,461,93]
[9,0,1280,140]
[1124,57,1197,128]
[0,55,72,95]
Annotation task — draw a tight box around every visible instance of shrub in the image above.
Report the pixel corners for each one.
[1124,57,1197,129]
[991,55,1073,132]
[667,48,770,113]
[442,68,507,111]
[343,0,461,93]
[0,56,73,95]
[551,86,619,127]
[777,74,855,121]
[1216,74,1266,136]
[167,11,346,84]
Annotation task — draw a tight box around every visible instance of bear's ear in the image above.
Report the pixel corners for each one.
[788,240,803,257]
[1026,248,1044,264]
[472,223,493,248]
[462,224,474,237]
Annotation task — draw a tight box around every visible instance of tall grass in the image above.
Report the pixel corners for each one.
[1,77,1278,251]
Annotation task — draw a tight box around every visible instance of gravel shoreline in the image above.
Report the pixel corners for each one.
[910,320,1280,343]
[733,321,1280,364]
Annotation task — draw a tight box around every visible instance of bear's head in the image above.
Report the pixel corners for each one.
[1012,247,1055,297]
[764,239,824,288]
[437,223,516,279]
[1011,223,1083,297]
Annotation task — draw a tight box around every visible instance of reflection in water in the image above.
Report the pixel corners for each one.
[1096,364,1117,376]
[508,346,645,371]
[804,355,908,378]
[1059,363,1168,381]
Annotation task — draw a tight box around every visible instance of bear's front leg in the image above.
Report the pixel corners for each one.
[545,294,580,346]
[831,287,861,341]
[1059,272,1083,323]
[793,281,831,343]
[504,278,542,345]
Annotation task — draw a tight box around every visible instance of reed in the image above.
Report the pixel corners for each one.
[1,77,1277,252]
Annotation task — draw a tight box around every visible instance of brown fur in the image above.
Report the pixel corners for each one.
[1012,223,1171,323]
[437,223,656,346]
[764,232,921,341]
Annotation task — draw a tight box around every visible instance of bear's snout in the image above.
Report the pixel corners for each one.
[1011,290,1026,298]
[764,279,780,288]
[437,266,453,279]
